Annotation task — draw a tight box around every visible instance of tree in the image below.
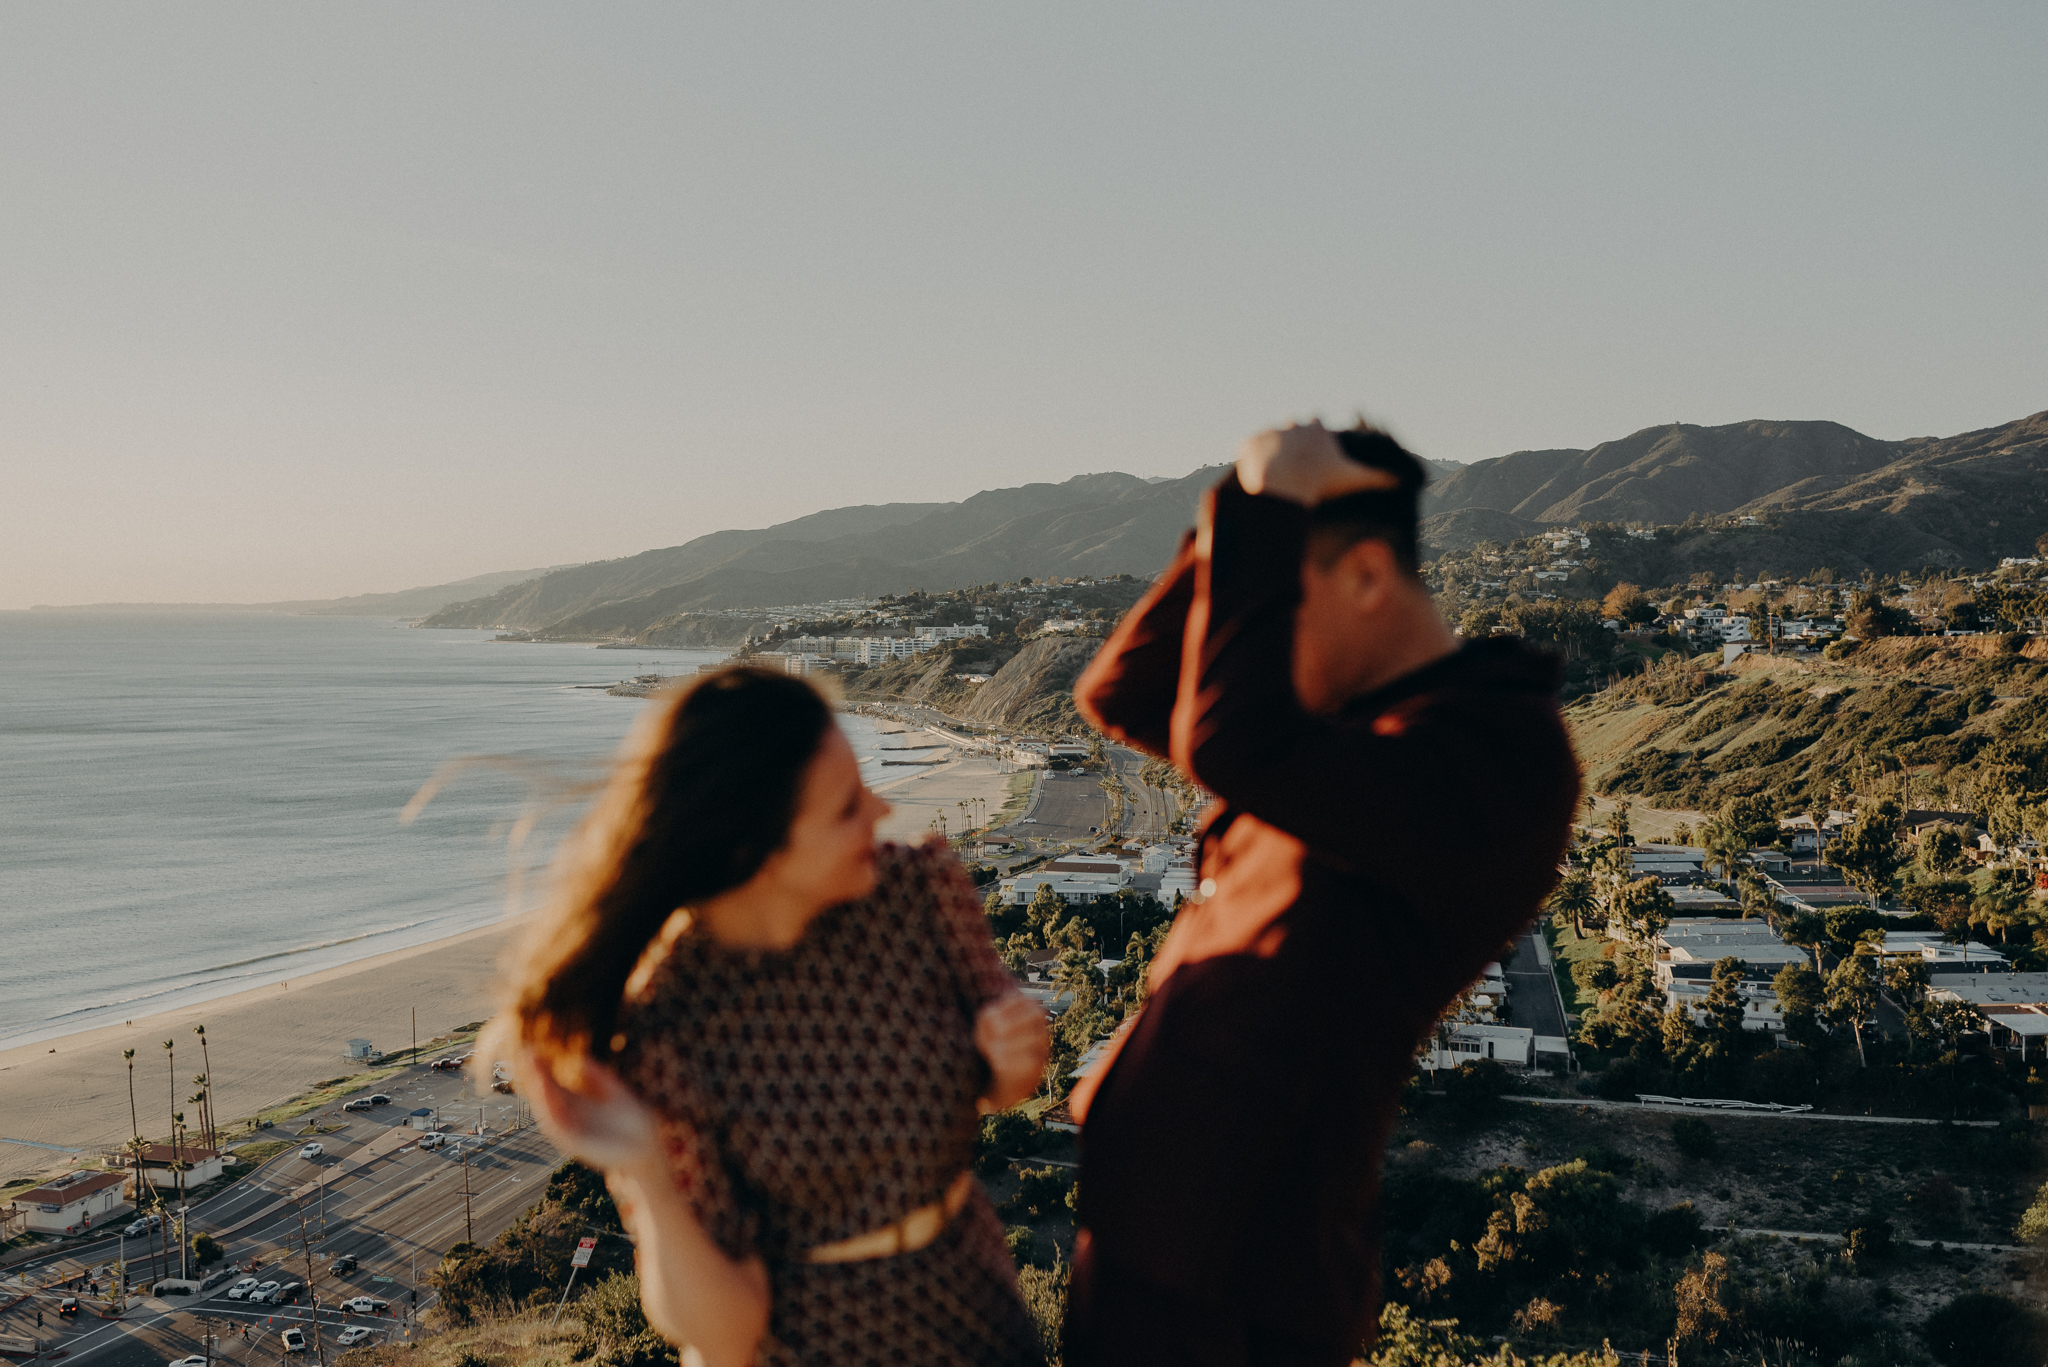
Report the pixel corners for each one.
[1825,954,1880,1066]
[1920,826,1966,876]
[1700,957,1749,1055]
[1827,800,1905,895]
[1600,582,1655,625]
[1672,1251,1742,1349]
[1548,870,1596,939]
[1846,590,1912,639]
[1720,793,1780,850]
[1973,866,2035,943]
[1609,877,1675,941]
[1772,962,1823,1043]
[1700,820,1748,882]
[1779,910,1828,974]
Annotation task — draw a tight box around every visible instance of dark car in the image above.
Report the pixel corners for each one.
[369,1094,391,1105]
[332,1256,358,1274]
[58,1297,79,1317]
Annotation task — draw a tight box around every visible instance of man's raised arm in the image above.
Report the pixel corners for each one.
[1072,531,1197,760]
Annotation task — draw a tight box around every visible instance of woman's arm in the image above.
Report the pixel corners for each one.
[917,844,1050,1111]
[521,1051,769,1367]
[605,1153,770,1367]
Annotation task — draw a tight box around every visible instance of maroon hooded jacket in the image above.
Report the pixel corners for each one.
[1063,474,1580,1366]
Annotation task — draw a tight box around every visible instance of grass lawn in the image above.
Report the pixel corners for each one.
[1543,919,1615,1016]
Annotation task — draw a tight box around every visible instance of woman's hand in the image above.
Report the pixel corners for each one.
[975,989,1050,1112]
[1236,419,1401,505]
[517,1047,665,1172]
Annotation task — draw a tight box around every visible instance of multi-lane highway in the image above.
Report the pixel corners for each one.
[2,1066,560,1367]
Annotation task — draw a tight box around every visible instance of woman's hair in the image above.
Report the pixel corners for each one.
[506,665,835,1063]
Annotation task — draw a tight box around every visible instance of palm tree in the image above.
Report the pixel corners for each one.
[1548,871,1596,939]
[193,1025,216,1149]
[162,1039,179,1234]
[1701,821,1748,883]
[192,1075,211,1152]
[125,1136,159,1281]
[123,1048,144,1266]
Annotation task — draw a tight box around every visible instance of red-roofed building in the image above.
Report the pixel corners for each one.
[10,1169,128,1235]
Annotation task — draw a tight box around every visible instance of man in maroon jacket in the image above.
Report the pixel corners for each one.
[1063,420,1580,1366]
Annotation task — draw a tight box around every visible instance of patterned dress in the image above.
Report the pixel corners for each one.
[616,839,1040,1367]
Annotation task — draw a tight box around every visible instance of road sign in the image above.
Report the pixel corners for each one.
[570,1237,596,1268]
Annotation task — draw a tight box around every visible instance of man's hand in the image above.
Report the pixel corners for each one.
[1236,419,1401,505]
[975,988,1050,1112]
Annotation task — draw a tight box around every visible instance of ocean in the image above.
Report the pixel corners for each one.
[0,613,899,1050]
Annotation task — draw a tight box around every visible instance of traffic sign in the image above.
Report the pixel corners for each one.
[570,1238,596,1268]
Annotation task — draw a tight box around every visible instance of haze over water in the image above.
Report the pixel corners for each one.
[0,614,896,1050]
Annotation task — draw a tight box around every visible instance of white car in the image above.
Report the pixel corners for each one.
[225,1277,260,1299]
[341,1296,390,1314]
[170,1356,211,1367]
[335,1328,374,1347]
[281,1328,306,1353]
[253,1280,281,1301]
[299,1143,324,1159]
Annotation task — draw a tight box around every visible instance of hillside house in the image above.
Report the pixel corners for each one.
[1929,973,2048,1057]
[1424,1022,1535,1070]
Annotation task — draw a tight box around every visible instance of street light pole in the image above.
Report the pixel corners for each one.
[461,1149,474,1245]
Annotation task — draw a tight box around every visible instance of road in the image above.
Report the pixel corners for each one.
[1,1064,561,1367]
[1505,928,1567,1039]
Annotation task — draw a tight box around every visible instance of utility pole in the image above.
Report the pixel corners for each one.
[411,1008,416,1067]
[461,1147,474,1245]
[290,1203,327,1367]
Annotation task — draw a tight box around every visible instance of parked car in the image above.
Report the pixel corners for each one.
[170,1356,211,1367]
[252,1281,280,1301]
[280,1328,306,1353]
[332,1255,358,1274]
[126,1213,164,1237]
[58,1297,79,1317]
[342,1098,373,1112]
[266,1280,303,1305]
[299,1143,324,1160]
[198,1267,240,1293]
[341,1296,390,1314]
[336,1328,374,1347]
[369,1094,391,1105]
[417,1132,445,1150]
[226,1277,260,1299]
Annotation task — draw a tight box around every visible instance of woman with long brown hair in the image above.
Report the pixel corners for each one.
[505,665,1049,1367]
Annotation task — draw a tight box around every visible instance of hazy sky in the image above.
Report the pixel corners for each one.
[6,4,2044,608]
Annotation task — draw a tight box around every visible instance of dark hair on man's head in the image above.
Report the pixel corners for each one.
[1307,421,1430,575]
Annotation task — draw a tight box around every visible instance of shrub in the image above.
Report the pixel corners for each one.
[1016,1254,1067,1366]
[1003,1225,1034,1264]
[1670,1117,1719,1161]
[1921,1291,2048,1367]
[1570,959,1618,994]
[975,1110,1044,1178]
[1841,1217,1894,1264]
[1443,1060,1512,1119]
[1006,1166,1074,1220]
[572,1273,678,1367]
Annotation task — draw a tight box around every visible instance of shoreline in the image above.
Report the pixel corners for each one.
[0,916,523,1187]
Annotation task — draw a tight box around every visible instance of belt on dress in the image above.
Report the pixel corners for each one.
[799,1171,976,1264]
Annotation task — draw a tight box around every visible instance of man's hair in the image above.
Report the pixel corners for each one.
[1307,422,1430,574]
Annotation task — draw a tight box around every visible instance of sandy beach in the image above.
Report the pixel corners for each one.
[870,746,1024,845]
[0,732,1018,1189]
[0,918,519,1187]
